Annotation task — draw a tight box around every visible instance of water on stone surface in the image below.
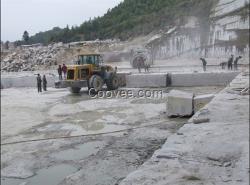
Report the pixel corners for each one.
[50,141,105,161]
[1,164,77,185]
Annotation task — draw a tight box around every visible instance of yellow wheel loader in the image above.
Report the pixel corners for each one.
[57,53,119,93]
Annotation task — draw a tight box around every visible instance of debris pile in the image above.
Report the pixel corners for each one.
[0,39,123,72]
[69,39,119,51]
[1,43,66,72]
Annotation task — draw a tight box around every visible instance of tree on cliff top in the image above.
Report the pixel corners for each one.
[22,31,29,44]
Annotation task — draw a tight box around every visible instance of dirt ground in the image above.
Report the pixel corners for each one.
[1,85,224,185]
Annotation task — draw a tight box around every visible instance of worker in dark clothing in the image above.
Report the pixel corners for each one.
[227,55,234,70]
[62,64,67,79]
[37,74,42,93]
[200,58,207,71]
[144,63,150,72]
[233,56,242,71]
[42,75,47,91]
[220,62,227,69]
[137,57,144,73]
[58,65,62,80]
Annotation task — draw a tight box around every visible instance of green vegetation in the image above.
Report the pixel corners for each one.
[22,31,29,44]
[19,0,216,45]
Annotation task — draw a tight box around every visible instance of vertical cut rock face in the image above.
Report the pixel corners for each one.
[125,73,168,88]
[149,0,249,59]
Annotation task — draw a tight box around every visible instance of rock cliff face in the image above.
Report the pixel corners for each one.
[148,0,249,59]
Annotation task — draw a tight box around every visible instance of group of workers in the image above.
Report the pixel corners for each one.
[135,54,242,73]
[57,64,67,80]
[36,63,67,93]
[225,55,242,70]
[200,54,242,72]
[36,74,47,93]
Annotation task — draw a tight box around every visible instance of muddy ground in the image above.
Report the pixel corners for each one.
[1,86,224,185]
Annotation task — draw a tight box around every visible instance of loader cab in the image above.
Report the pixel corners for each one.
[66,65,91,81]
[76,54,103,66]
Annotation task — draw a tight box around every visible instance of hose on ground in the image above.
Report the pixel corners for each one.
[1,122,166,146]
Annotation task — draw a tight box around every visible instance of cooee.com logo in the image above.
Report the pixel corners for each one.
[89,89,164,99]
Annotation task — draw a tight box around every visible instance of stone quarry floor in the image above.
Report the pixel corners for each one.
[1,85,224,185]
[120,72,249,185]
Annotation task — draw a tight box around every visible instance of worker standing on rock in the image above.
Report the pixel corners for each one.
[200,58,207,72]
[58,65,62,80]
[227,55,234,70]
[62,64,67,79]
[233,56,242,71]
[137,57,144,73]
[36,74,42,93]
[42,75,47,91]
[144,63,150,72]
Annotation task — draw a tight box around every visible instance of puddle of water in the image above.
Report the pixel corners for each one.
[78,122,105,131]
[33,121,127,138]
[51,141,105,161]
[1,164,77,185]
[61,90,90,104]
[72,111,103,124]
[1,178,21,185]
[70,123,127,136]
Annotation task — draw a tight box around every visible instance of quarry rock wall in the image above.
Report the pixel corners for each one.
[150,0,249,60]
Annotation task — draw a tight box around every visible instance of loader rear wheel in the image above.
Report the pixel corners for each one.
[89,75,104,92]
[70,87,81,93]
[106,74,119,90]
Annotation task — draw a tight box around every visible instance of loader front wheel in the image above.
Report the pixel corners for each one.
[106,74,119,90]
[89,75,104,92]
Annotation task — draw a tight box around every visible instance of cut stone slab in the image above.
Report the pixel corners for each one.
[117,72,130,87]
[171,72,239,86]
[1,75,55,88]
[125,73,167,88]
[167,90,194,117]
[193,94,214,113]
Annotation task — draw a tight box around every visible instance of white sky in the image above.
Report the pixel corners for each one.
[1,0,123,42]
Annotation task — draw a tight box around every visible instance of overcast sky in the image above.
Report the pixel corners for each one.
[1,0,123,42]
